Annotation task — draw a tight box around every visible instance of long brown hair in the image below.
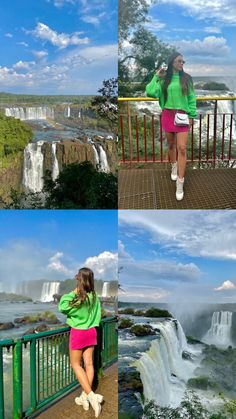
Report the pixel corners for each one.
[162,52,193,103]
[69,267,96,308]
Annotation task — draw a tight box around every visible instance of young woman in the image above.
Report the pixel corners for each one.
[146,52,196,201]
[58,267,102,418]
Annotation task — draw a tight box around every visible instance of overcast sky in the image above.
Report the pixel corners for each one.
[146,0,236,77]
[0,210,117,290]
[0,0,117,94]
[119,210,236,303]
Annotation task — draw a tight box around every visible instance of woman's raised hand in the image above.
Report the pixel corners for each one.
[156,67,167,78]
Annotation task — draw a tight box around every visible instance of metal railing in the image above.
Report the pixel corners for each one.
[0,317,117,419]
[118,97,236,164]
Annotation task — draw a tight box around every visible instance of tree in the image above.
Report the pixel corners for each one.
[90,78,118,131]
[119,0,151,45]
[44,161,117,209]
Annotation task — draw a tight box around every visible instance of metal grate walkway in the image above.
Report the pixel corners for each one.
[118,165,236,209]
[34,363,118,419]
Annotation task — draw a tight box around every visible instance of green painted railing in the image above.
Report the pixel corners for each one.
[0,317,117,419]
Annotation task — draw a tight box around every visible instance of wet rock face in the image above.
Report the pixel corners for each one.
[42,138,117,174]
[119,367,143,417]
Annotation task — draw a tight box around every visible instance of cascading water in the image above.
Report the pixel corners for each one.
[135,320,196,407]
[40,282,60,302]
[203,311,233,347]
[23,141,44,192]
[92,145,100,168]
[98,145,110,173]
[102,282,109,298]
[5,107,54,121]
[51,142,60,181]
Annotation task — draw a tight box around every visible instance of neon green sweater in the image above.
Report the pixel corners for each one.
[146,73,197,118]
[58,291,101,329]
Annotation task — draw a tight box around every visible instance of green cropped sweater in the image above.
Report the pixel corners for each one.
[146,73,197,118]
[58,291,101,329]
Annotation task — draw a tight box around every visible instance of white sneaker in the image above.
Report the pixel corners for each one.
[88,391,102,418]
[75,391,89,411]
[171,162,178,181]
[176,177,184,201]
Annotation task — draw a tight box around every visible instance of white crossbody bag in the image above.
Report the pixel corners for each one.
[169,83,190,126]
[174,112,189,126]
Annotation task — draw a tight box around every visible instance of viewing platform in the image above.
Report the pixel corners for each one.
[35,363,117,419]
[0,317,117,419]
[118,97,236,209]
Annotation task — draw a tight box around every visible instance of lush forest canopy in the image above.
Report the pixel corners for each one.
[0,114,32,158]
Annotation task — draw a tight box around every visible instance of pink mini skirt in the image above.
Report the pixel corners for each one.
[161,109,189,133]
[69,327,97,350]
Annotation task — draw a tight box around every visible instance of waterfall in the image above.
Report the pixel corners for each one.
[135,320,195,407]
[217,98,236,140]
[102,282,109,298]
[23,141,44,192]
[5,107,54,121]
[51,142,59,181]
[65,106,71,118]
[98,145,110,173]
[203,311,233,347]
[40,282,60,302]
[92,145,100,168]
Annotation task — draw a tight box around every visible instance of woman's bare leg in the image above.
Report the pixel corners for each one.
[176,132,188,178]
[70,349,92,394]
[166,132,176,162]
[82,346,95,387]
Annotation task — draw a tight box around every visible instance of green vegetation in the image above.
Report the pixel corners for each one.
[43,161,118,209]
[0,292,32,302]
[187,376,212,390]
[130,324,156,336]
[145,307,172,318]
[119,318,134,329]
[15,311,59,324]
[143,391,236,419]
[0,114,32,158]
[2,161,118,209]
[118,306,172,318]
[195,82,229,91]
[119,1,177,96]
[0,92,93,105]
[187,335,205,345]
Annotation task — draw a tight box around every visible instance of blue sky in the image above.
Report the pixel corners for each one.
[119,210,236,303]
[0,0,117,94]
[145,0,236,78]
[0,210,117,287]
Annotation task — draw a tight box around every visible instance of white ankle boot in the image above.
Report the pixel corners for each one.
[176,177,184,201]
[87,391,102,417]
[75,391,89,410]
[171,162,178,181]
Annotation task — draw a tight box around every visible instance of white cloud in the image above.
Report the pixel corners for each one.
[32,50,48,59]
[13,61,36,70]
[5,33,13,38]
[119,286,170,302]
[174,36,230,57]
[118,240,132,260]
[214,280,236,291]
[81,13,106,25]
[17,41,29,47]
[84,251,118,281]
[119,211,236,261]
[48,252,73,275]
[52,0,75,7]
[145,18,166,31]
[31,22,89,49]
[204,26,222,34]
[157,0,236,26]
